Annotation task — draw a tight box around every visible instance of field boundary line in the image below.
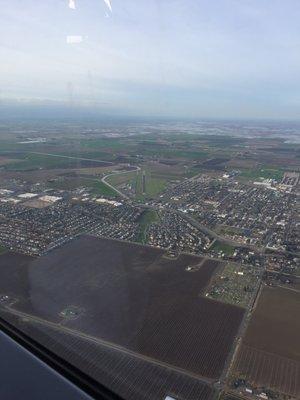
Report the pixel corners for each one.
[241,343,300,365]
[1,306,215,387]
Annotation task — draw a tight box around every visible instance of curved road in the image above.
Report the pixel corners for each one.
[30,150,140,201]
[101,166,141,200]
[23,151,289,255]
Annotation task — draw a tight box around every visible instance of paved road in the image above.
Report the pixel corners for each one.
[25,151,298,257]
[141,203,265,253]
[30,151,140,201]
[176,211,271,255]
[219,277,264,389]
[101,166,141,200]
[30,151,115,165]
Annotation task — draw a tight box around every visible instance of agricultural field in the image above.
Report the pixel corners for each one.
[220,394,244,400]
[79,138,129,152]
[145,162,187,180]
[0,252,36,304]
[77,137,210,162]
[0,121,299,400]
[232,286,300,398]
[0,156,22,166]
[0,310,215,400]
[4,153,112,171]
[0,236,244,381]
[72,165,118,175]
[201,157,231,171]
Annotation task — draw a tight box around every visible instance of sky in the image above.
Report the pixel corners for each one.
[1,0,300,119]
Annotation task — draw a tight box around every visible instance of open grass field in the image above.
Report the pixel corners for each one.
[210,240,235,255]
[0,245,7,254]
[136,209,159,243]
[232,286,300,397]
[145,161,186,177]
[239,166,284,182]
[48,177,117,197]
[90,181,117,197]
[134,170,167,200]
[0,237,244,381]
[107,168,167,200]
[106,170,138,186]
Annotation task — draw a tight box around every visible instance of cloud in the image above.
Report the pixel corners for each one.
[66,35,83,44]
[2,0,300,119]
[103,0,112,13]
[68,0,76,10]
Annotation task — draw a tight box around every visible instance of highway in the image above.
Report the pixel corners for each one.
[25,151,296,257]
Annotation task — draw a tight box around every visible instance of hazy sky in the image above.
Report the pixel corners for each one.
[1,0,300,119]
